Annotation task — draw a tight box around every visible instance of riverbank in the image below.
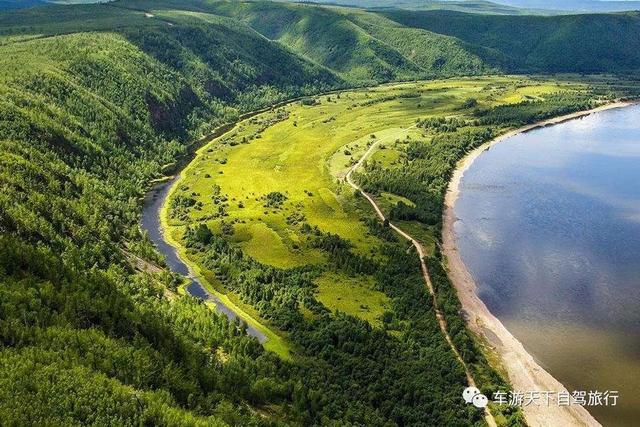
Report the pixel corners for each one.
[142,164,293,360]
[442,101,634,427]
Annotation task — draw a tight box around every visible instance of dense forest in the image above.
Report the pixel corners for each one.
[180,222,506,425]
[383,9,640,73]
[1,0,640,425]
[0,4,339,425]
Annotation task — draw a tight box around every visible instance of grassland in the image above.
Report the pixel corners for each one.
[2,0,637,423]
[164,76,590,349]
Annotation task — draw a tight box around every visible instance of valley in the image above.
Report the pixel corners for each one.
[156,76,622,425]
[162,76,583,338]
[1,0,640,425]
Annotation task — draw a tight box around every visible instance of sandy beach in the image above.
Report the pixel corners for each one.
[442,101,634,427]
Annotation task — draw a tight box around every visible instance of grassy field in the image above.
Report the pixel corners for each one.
[164,76,589,352]
[315,271,390,327]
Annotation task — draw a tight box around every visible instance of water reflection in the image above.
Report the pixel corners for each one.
[455,105,640,426]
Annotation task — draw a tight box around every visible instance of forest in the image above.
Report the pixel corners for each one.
[1,0,639,426]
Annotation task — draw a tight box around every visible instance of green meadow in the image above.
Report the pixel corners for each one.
[165,76,587,344]
[2,0,639,423]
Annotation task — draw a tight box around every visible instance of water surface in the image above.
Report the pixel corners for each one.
[454,106,640,426]
[141,177,266,343]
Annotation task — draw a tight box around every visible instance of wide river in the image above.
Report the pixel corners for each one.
[454,105,640,426]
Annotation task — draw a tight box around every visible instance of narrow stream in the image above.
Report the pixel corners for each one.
[141,176,267,343]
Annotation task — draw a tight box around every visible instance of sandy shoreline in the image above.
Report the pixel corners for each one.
[442,101,634,427]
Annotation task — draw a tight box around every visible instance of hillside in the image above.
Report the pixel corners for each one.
[118,1,640,78]
[4,1,639,80]
[1,0,639,425]
[0,4,342,424]
[119,0,495,83]
[383,9,640,73]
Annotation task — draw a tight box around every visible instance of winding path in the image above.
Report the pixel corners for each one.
[345,125,498,427]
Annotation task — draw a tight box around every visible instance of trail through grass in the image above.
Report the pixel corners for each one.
[165,77,588,355]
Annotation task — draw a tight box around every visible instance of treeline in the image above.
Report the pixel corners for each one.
[310,232,378,275]
[0,9,346,425]
[474,93,596,127]
[426,250,524,426]
[183,221,488,426]
[356,128,495,226]
[185,224,316,331]
[417,116,470,133]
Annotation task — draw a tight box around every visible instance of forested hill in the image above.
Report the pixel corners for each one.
[383,9,640,73]
[3,1,640,82]
[0,0,638,425]
[117,0,496,83]
[0,4,348,424]
[121,0,640,78]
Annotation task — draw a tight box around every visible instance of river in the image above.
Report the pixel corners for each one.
[141,176,267,343]
[453,105,640,426]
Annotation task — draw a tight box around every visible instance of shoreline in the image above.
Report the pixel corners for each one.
[442,101,634,427]
[143,145,293,359]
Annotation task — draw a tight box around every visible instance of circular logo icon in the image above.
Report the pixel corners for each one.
[472,393,488,408]
[462,386,480,404]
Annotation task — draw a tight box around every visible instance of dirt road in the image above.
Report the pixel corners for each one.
[345,126,497,427]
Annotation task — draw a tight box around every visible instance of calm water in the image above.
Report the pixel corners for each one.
[141,177,266,343]
[454,106,640,426]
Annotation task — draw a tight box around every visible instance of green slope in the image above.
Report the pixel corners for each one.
[211,1,424,82]
[0,5,341,425]
[346,11,497,76]
[190,0,495,82]
[119,0,640,79]
[384,9,640,73]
